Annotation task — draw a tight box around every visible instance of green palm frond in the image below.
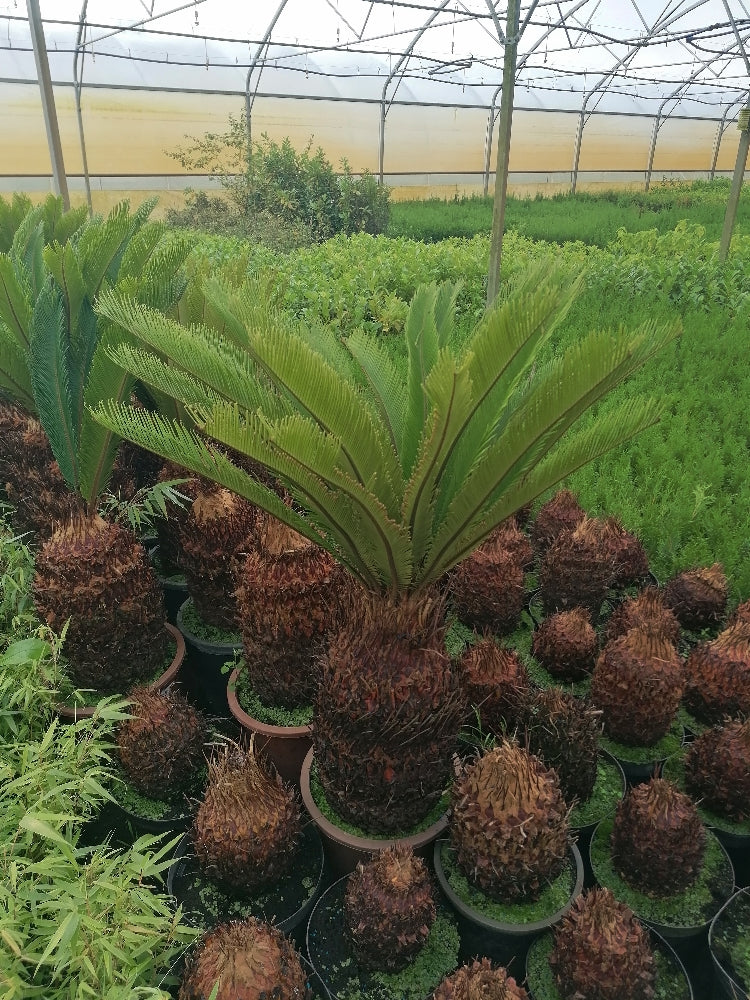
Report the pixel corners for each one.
[0,255,33,351]
[28,283,78,489]
[0,193,33,253]
[0,334,35,411]
[93,265,681,594]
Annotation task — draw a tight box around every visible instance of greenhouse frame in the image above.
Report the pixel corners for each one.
[1,0,748,209]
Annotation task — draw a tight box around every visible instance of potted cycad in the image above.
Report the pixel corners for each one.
[0,199,190,712]
[91,258,680,861]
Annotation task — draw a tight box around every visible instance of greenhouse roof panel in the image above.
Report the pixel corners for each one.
[0,0,746,118]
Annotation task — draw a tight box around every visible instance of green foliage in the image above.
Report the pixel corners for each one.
[0,527,198,997]
[0,513,35,634]
[0,194,87,255]
[387,178,750,246]
[0,198,191,506]
[93,261,677,595]
[97,478,190,536]
[166,117,390,243]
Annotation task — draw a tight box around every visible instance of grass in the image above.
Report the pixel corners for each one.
[387,179,750,245]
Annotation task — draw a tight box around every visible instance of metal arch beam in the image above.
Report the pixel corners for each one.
[378,0,452,183]
[644,40,737,191]
[245,0,292,164]
[74,0,93,216]
[710,93,746,178]
[569,0,716,193]
[570,46,642,194]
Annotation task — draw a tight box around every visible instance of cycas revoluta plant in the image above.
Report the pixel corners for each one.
[0,199,190,693]
[344,844,436,972]
[684,718,750,821]
[683,620,750,723]
[432,958,528,999]
[192,740,302,894]
[178,917,309,1000]
[548,888,656,1000]
[450,741,571,901]
[531,606,598,682]
[612,778,706,896]
[91,260,680,829]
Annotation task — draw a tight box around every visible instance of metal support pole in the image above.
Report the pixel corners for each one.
[644,114,662,192]
[74,0,93,215]
[719,108,749,262]
[486,0,520,308]
[27,0,69,208]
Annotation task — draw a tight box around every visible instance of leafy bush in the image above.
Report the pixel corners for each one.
[0,526,198,997]
[166,116,390,244]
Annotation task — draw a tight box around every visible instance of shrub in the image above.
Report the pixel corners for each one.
[166,116,390,244]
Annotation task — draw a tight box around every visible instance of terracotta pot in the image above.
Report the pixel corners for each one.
[226,667,311,787]
[55,622,185,721]
[300,747,448,878]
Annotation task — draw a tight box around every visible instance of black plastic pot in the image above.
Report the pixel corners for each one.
[306,876,460,1000]
[588,818,736,947]
[524,924,694,999]
[166,822,326,950]
[709,887,750,1000]
[176,598,242,717]
[149,545,189,627]
[432,839,584,977]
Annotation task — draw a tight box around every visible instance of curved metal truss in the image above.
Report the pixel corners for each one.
[2,0,749,200]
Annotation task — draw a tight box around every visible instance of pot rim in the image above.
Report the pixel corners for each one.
[433,838,584,935]
[226,666,312,738]
[300,747,448,852]
[708,886,750,999]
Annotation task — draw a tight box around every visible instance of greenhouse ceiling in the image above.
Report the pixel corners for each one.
[2,0,748,119]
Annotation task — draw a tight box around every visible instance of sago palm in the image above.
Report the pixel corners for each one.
[1,200,190,695]
[93,262,680,828]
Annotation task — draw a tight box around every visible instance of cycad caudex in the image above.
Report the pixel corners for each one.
[91,259,680,829]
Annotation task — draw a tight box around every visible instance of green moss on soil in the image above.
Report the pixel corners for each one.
[524,655,592,697]
[309,765,449,840]
[109,760,207,821]
[438,841,577,924]
[598,719,683,766]
[179,598,241,646]
[662,753,750,836]
[525,930,691,1000]
[589,817,734,929]
[569,755,625,829]
[232,662,313,727]
[150,550,187,585]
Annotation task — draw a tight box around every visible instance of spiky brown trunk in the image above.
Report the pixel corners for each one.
[33,514,168,693]
[314,589,466,833]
